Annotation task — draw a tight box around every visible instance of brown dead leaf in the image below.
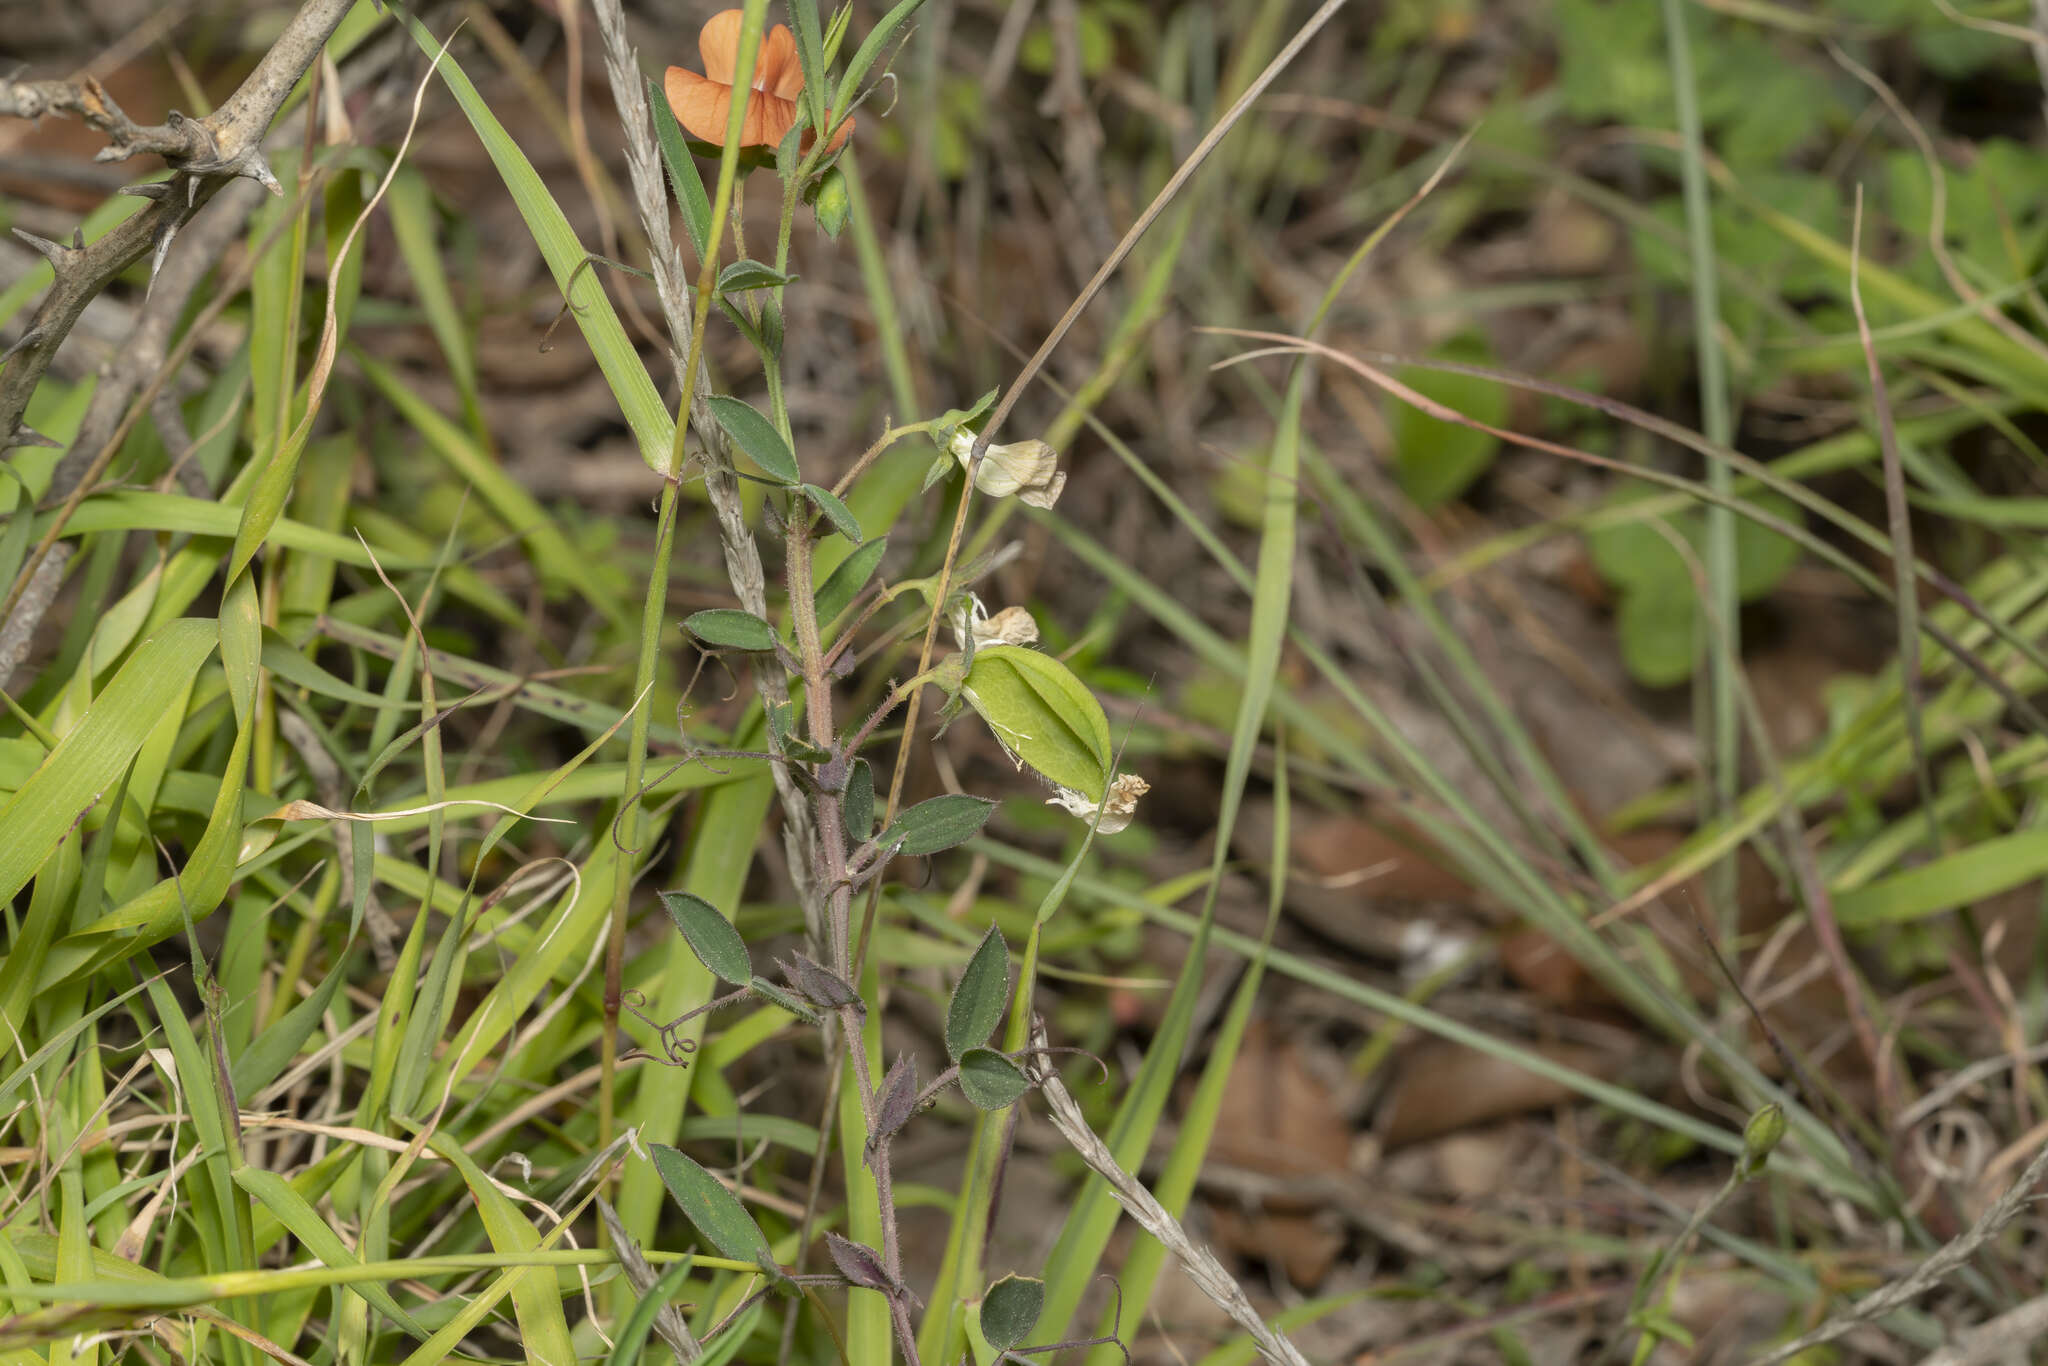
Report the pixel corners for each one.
[1208,1205,1346,1291]
[1209,1021,1353,1181]
[1379,1038,1620,1147]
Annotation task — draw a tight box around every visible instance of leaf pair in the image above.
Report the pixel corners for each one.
[946,925,1029,1110]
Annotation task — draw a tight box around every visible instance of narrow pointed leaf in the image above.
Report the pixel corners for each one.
[824,1233,892,1292]
[884,793,996,857]
[649,1143,777,1272]
[945,925,1009,1061]
[872,1052,918,1144]
[843,758,874,842]
[817,536,887,629]
[718,259,795,294]
[708,394,800,484]
[660,890,752,985]
[803,483,863,542]
[686,608,779,651]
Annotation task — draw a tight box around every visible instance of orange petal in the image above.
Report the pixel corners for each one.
[664,67,735,143]
[697,9,744,85]
[746,92,801,149]
[804,109,854,155]
[755,24,805,99]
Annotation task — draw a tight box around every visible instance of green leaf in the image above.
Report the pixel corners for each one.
[786,0,830,131]
[957,1047,1030,1109]
[1617,580,1697,689]
[649,1143,779,1273]
[945,924,1009,1061]
[718,259,796,294]
[648,75,713,265]
[962,645,1112,799]
[427,1133,577,1366]
[817,536,887,629]
[402,14,675,471]
[749,975,824,1026]
[1392,334,1507,510]
[980,1274,1045,1352]
[708,395,800,484]
[884,793,995,857]
[803,483,863,543]
[927,386,1000,453]
[0,619,215,911]
[842,758,874,841]
[686,608,779,651]
[660,891,752,985]
[604,1254,696,1366]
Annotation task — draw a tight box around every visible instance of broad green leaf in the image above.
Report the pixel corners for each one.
[403,12,675,471]
[962,645,1111,799]
[842,758,874,841]
[803,483,863,543]
[956,1047,1029,1110]
[1617,579,1697,689]
[660,891,753,985]
[685,608,779,652]
[980,1274,1045,1352]
[884,793,995,857]
[649,1143,780,1275]
[0,619,215,910]
[817,536,888,629]
[708,395,800,484]
[945,924,1008,1061]
[1392,333,1507,510]
[718,259,795,293]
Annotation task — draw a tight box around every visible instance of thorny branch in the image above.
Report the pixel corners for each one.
[0,0,357,486]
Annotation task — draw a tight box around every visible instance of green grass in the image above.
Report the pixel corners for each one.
[8,1,2048,1363]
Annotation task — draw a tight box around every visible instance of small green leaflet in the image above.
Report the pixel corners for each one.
[708,395,800,485]
[660,890,752,985]
[945,924,1008,1061]
[957,1047,1029,1109]
[648,1144,780,1278]
[883,793,995,857]
[686,608,778,651]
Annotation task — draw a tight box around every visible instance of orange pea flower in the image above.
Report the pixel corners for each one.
[664,9,853,154]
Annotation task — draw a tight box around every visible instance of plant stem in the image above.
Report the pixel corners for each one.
[598,0,769,1158]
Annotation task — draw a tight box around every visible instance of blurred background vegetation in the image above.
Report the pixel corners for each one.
[8,0,2048,1362]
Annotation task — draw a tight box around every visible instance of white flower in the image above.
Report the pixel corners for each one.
[950,429,1067,509]
[1047,773,1149,835]
[951,594,1040,652]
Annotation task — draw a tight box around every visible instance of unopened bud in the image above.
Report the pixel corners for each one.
[1738,1103,1785,1178]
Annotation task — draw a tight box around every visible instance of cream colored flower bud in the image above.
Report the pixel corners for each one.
[952,594,1039,652]
[949,430,1067,509]
[1047,773,1149,835]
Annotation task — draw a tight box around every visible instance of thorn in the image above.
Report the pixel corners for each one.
[145,218,179,299]
[0,328,43,365]
[119,181,171,200]
[4,422,59,450]
[70,227,82,251]
[185,174,199,208]
[11,228,69,264]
